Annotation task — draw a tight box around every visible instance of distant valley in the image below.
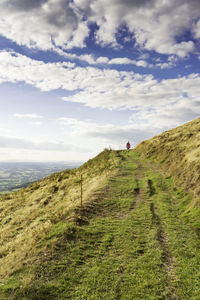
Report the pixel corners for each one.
[0,161,82,193]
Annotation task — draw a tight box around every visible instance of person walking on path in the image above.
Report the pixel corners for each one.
[126,141,131,150]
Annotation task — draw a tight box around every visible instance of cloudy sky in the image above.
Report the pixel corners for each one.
[0,0,200,162]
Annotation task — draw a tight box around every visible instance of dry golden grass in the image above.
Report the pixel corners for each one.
[1,147,200,299]
[136,117,200,201]
[0,149,120,279]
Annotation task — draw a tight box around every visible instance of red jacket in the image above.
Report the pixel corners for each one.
[126,142,130,149]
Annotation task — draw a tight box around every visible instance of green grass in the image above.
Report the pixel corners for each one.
[139,166,200,299]
[136,117,200,200]
[0,150,200,299]
[0,151,166,299]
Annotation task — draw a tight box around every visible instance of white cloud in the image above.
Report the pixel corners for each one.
[96,56,109,64]
[13,113,43,119]
[193,19,200,39]
[0,0,87,50]
[139,53,150,60]
[0,50,78,91]
[129,98,200,131]
[72,0,200,57]
[58,104,200,150]
[0,0,199,57]
[1,50,200,118]
[0,50,149,93]
[0,50,199,140]
[108,58,148,67]
[57,48,148,67]
[154,62,174,70]
[58,117,156,148]
[0,128,12,135]
[29,121,43,126]
[0,1,199,162]
[0,135,84,152]
[151,55,179,69]
[62,72,200,114]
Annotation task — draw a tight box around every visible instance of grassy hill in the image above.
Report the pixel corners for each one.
[136,117,200,199]
[0,120,200,299]
[0,149,122,298]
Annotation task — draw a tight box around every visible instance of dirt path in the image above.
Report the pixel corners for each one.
[131,153,180,299]
[1,150,200,300]
[129,156,146,209]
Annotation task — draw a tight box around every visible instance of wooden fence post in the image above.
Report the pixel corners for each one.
[80,174,83,207]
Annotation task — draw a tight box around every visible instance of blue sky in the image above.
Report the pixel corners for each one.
[0,0,200,162]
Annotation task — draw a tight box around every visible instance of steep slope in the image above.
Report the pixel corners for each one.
[1,150,200,300]
[0,150,121,281]
[1,120,200,299]
[136,117,200,199]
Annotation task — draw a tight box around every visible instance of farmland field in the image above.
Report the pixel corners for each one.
[0,162,81,193]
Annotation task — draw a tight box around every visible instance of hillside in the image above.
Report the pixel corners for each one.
[0,162,79,193]
[0,121,200,299]
[136,117,200,199]
[0,150,121,297]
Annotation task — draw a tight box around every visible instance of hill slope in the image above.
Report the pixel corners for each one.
[136,117,200,199]
[0,121,200,299]
[0,150,121,286]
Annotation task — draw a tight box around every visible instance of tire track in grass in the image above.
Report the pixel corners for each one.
[136,158,179,299]
[71,151,142,224]
[150,202,179,299]
[129,155,146,210]
[10,152,172,299]
[128,152,179,299]
[71,152,168,299]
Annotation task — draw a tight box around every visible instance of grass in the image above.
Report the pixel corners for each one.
[0,149,121,281]
[139,165,200,299]
[136,117,200,200]
[1,151,167,299]
[0,147,200,299]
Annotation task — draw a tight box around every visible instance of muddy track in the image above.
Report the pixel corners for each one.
[129,157,146,209]
[150,202,180,300]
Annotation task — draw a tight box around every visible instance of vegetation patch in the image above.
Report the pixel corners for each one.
[0,140,200,299]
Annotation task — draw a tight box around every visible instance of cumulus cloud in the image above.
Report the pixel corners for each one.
[193,19,200,39]
[0,0,88,50]
[0,50,77,91]
[153,61,174,70]
[62,72,200,114]
[0,50,149,92]
[1,50,200,123]
[108,58,148,67]
[0,0,199,57]
[57,48,148,67]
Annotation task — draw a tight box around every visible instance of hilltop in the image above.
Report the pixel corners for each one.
[136,117,200,198]
[0,119,200,299]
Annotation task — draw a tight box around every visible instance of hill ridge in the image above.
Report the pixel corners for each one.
[136,117,200,199]
[0,118,200,299]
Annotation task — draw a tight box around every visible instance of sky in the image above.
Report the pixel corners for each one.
[0,0,200,162]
